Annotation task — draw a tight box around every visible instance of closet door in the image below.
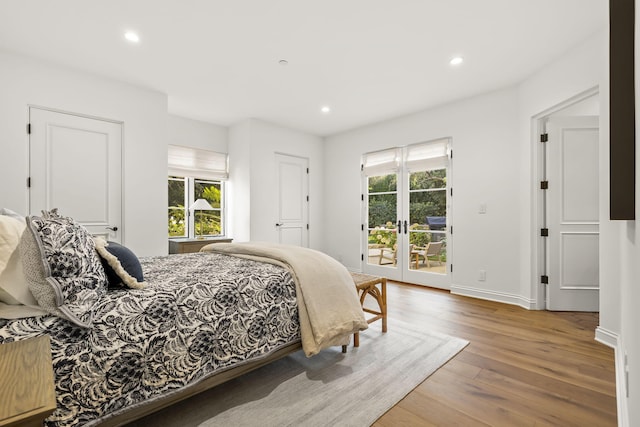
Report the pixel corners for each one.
[275,153,309,247]
[29,108,123,242]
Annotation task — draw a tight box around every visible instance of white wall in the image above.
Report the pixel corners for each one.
[228,121,252,242]
[324,87,522,303]
[167,114,228,153]
[516,31,608,313]
[228,119,324,250]
[617,3,640,425]
[0,51,168,257]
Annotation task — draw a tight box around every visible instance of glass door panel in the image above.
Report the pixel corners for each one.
[366,174,399,271]
[407,169,447,274]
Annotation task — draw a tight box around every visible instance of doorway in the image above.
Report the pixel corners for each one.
[275,153,309,247]
[361,138,452,289]
[535,89,600,311]
[29,107,123,242]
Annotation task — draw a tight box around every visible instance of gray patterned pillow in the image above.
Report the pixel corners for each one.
[20,209,107,327]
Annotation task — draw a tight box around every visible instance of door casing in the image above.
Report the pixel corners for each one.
[531,87,599,310]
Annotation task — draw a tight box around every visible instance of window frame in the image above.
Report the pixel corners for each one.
[168,175,226,239]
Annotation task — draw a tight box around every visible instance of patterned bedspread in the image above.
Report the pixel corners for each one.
[0,253,300,427]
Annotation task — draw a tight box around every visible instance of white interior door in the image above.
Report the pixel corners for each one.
[546,116,599,311]
[29,108,123,242]
[275,153,309,247]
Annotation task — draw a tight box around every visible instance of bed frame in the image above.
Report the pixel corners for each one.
[99,340,302,426]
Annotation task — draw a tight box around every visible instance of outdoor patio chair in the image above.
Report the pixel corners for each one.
[378,244,397,266]
[413,241,444,269]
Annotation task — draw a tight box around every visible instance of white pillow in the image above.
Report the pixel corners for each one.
[0,215,38,306]
[0,208,25,222]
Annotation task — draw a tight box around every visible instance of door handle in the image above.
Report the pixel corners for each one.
[397,220,401,231]
[403,220,408,234]
[106,226,118,232]
[275,223,282,227]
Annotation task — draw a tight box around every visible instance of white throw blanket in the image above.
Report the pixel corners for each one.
[200,242,368,357]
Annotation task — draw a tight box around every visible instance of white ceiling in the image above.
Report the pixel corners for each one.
[0,0,606,137]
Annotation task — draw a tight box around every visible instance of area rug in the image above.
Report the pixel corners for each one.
[129,319,468,427]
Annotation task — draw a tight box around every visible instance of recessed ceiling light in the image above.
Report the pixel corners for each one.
[321,106,331,114]
[124,31,140,43]
[450,56,463,66]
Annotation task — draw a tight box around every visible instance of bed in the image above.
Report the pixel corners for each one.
[0,209,367,426]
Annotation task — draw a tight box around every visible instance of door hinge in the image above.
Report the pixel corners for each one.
[361,224,364,231]
[361,254,364,261]
[306,167,309,174]
[450,149,453,159]
[541,228,549,237]
[540,180,549,190]
[306,195,309,202]
[541,275,549,284]
[306,224,309,230]
[361,164,364,172]
[26,123,31,134]
[450,264,453,273]
[450,187,453,197]
[361,194,364,201]
[540,133,548,142]
[26,177,31,188]
[450,225,453,234]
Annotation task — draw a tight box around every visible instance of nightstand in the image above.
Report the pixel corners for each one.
[0,335,56,427]
[168,237,233,254]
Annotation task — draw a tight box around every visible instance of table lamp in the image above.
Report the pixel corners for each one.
[189,198,214,239]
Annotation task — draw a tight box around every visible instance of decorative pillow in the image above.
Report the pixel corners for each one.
[0,208,25,222]
[93,237,146,289]
[20,209,107,327]
[0,215,39,306]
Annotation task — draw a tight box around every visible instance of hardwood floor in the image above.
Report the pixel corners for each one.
[372,281,617,426]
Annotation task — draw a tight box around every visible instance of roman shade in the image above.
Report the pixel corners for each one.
[362,147,401,176]
[168,145,228,180]
[405,138,450,172]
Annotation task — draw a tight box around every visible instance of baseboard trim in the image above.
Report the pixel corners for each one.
[595,327,628,427]
[450,285,536,309]
[595,326,618,349]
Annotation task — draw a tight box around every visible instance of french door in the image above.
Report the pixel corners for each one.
[362,139,451,289]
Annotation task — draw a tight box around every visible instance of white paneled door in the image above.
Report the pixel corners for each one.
[275,153,309,247]
[546,116,599,311]
[29,108,123,242]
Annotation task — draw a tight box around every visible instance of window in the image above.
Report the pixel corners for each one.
[168,176,224,238]
[168,145,228,238]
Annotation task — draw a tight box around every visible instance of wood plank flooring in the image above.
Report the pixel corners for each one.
[371,281,617,426]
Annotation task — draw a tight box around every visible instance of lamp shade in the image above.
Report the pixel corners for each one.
[189,198,214,211]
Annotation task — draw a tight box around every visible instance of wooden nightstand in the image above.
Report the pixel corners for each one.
[0,335,56,427]
[169,237,233,254]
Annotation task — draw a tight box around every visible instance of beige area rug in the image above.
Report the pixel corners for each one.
[129,319,468,427]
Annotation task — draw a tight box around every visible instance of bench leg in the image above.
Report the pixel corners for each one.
[381,278,388,333]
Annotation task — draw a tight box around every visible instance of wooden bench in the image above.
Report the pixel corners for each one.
[343,272,387,351]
